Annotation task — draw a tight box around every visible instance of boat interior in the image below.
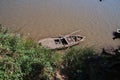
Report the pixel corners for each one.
[54,38,68,45]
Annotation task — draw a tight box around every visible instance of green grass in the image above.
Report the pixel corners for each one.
[62,47,95,80]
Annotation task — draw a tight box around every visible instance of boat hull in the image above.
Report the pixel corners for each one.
[38,35,85,50]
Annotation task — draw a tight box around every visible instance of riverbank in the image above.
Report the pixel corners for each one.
[0,25,120,80]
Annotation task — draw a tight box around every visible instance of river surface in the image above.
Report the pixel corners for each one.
[0,0,120,48]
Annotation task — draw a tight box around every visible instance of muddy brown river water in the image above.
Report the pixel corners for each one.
[0,0,120,48]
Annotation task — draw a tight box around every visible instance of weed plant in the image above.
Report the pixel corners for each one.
[0,24,62,80]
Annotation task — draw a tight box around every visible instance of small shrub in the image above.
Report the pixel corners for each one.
[0,25,62,80]
[62,47,95,80]
[0,56,23,80]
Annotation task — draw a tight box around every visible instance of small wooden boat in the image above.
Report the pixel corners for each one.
[38,35,85,49]
[117,29,120,33]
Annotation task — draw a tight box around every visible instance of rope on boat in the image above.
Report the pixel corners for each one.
[69,30,81,35]
[59,30,81,37]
